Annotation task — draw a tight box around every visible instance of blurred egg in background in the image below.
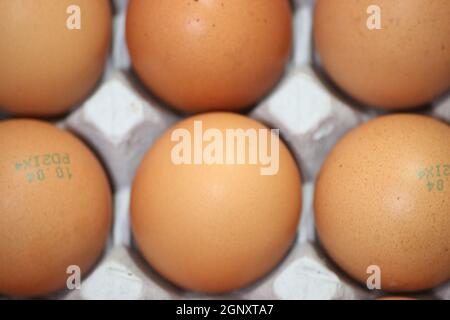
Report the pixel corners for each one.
[0,0,112,116]
[314,0,450,110]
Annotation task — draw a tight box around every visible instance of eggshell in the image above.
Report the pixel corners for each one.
[126,0,293,113]
[131,113,302,293]
[0,119,112,297]
[377,297,416,300]
[0,0,112,116]
[314,0,450,110]
[315,114,450,292]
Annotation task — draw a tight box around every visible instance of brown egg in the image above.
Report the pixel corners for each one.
[126,0,293,113]
[377,297,417,300]
[0,119,112,297]
[315,114,450,292]
[314,0,450,110]
[0,0,112,116]
[131,113,302,293]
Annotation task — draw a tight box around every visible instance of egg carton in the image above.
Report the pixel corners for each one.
[2,0,450,301]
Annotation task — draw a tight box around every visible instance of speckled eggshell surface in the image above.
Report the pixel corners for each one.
[126,0,293,113]
[315,114,450,292]
[131,113,302,293]
[0,120,112,297]
[0,0,112,116]
[314,0,450,110]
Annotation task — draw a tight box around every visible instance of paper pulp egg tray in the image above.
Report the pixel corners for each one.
[1,0,449,300]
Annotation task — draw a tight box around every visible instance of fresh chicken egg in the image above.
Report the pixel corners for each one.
[131,113,302,293]
[0,119,112,297]
[126,0,293,113]
[0,0,112,116]
[315,114,450,292]
[314,0,450,110]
